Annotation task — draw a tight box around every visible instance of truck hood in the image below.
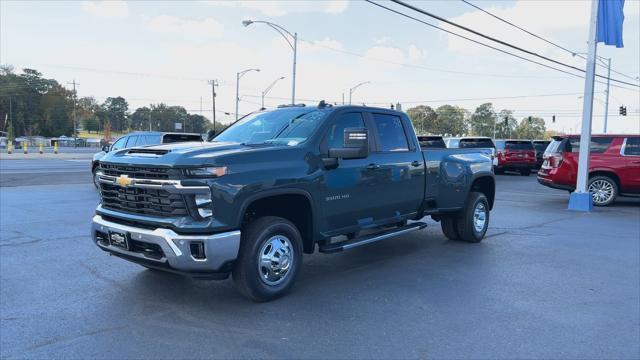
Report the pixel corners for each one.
[100,141,255,167]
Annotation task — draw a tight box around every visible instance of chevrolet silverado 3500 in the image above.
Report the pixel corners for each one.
[92,104,495,301]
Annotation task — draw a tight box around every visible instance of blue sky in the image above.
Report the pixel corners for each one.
[2,0,639,133]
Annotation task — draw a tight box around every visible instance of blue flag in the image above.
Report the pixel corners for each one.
[597,0,625,48]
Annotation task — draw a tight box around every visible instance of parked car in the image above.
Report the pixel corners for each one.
[537,134,640,206]
[91,132,203,188]
[91,104,495,301]
[445,136,496,166]
[532,140,551,169]
[494,139,537,176]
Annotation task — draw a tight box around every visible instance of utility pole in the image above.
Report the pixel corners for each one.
[208,80,218,132]
[67,80,79,147]
[603,57,611,133]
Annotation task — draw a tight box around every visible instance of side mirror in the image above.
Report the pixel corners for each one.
[328,127,369,159]
[102,145,110,152]
[206,130,216,141]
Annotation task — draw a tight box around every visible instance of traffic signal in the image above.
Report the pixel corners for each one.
[552,115,556,123]
[619,105,627,116]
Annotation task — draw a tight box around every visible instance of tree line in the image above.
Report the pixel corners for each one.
[0,66,214,139]
[406,103,547,139]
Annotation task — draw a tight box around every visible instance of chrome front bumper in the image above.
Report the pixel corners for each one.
[91,215,240,275]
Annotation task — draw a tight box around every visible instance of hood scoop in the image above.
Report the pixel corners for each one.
[127,148,170,157]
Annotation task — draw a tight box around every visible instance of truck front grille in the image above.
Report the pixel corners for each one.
[100,183,188,217]
[98,164,187,217]
[100,164,170,180]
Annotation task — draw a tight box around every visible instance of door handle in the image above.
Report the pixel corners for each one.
[366,163,380,170]
[411,160,421,167]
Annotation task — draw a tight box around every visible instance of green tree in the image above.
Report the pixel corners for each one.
[435,105,467,136]
[495,109,517,139]
[83,115,100,133]
[103,97,129,131]
[470,103,496,137]
[515,116,546,139]
[407,105,437,135]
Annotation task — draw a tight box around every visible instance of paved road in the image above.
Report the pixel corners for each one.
[0,159,92,187]
[1,175,639,359]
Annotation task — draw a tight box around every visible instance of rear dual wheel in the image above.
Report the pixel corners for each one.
[440,192,489,243]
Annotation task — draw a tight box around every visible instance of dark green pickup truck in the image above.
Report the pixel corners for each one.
[92,104,495,301]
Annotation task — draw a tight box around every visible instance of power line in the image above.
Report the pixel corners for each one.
[375,0,639,88]
[460,0,640,82]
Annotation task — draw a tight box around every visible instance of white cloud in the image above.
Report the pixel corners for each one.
[81,1,129,18]
[324,1,348,14]
[142,15,224,37]
[202,0,348,17]
[444,1,591,55]
[374,36,392,45]
[359,44,428,68]
[361,46,405,68]
[407,44,426,62]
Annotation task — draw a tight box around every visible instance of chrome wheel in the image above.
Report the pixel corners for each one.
[589,179,614,205]
[473,202,487,233]
[257,235,294,286]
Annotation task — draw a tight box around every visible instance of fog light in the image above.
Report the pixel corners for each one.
[195,193,213,218]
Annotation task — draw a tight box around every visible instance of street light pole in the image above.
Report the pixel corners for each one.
[349,81,370,105]
[603,57,611,133]
[261,76,285,109]
[243,20,297,104]
[236,68,260,121]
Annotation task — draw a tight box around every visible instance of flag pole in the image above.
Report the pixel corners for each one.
[568,0,599,212]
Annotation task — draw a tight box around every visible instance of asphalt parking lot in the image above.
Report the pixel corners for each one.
[1,163,639,359]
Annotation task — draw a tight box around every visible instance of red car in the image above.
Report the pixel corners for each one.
[494,140,537,176]
[537,134,640,206]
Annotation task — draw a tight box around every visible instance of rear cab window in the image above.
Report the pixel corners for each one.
[163,134,202,143]
[418,136,446,149]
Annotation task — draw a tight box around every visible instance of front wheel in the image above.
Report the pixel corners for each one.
[232,216,302,302]
[455,192,490,243]
[588,175,618,206]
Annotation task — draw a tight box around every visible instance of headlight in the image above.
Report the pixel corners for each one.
[184,166,227,178]
[195,193,213,218]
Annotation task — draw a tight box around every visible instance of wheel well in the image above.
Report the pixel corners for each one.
[589,171,620,189]
[242,194,315,254]
[471,176,495,210]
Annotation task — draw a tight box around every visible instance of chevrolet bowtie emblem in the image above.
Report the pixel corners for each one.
[115,175,133,187]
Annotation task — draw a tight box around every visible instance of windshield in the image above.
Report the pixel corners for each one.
[213,108,327,145]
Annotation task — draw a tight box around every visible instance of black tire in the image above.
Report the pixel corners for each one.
[588,175,618,206]
[92,165,100,189]
[440,216,460,241]
[232,216,303,302]
[520,169,530,176]
[455,192,490,243]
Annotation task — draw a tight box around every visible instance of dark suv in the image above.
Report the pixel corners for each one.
[92,132,203,188]
[532,140,551,169]
[494,140,537,176]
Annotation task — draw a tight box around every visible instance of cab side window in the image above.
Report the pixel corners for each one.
[372,113,409,152]
[110,137,127,151]
[327,112,365,149]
